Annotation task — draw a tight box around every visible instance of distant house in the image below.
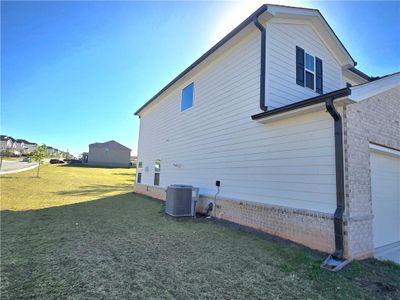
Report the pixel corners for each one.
[25,142,37,154]
[14,140,25,155]
[85,140,131,167]
[46,146,55,156]
[16,139,37,154]
[0,135,15,152]
[1,136,38,155]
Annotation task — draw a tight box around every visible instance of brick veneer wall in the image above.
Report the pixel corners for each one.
[133,184,335,254]
[134,183,166,200]
[343,86,400,258]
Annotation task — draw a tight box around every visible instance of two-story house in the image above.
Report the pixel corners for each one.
[22,140,38,154]
[133,5,400,266]
[83,140,131,167]
[0,135,15,153]
[14,139,26,155]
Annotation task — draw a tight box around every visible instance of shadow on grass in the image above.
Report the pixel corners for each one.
[54,184,133,197]
[115,172,136,176]
[60,163,133,169]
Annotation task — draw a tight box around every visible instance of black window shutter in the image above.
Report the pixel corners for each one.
[296,46,305,86]
[316,57,323,94]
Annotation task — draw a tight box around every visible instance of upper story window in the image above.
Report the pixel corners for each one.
[306,53,314,72]
[296,46,323,94]
[305,53,315,90]
[181,82,194,112]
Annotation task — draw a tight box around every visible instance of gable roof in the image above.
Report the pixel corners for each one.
[16,139,36,144]
[0,135,16,142]
[134,4,364,116]
[89,140,131,151]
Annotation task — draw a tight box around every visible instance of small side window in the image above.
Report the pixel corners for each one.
[305,53,315,90]
[137,161,143,184]
[181,83,194,112]
[154,173,160,186]
[154,159,161,186]
[305,53,314,72]
[295,47,322,93]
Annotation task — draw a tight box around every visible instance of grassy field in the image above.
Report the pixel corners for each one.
[0,164,134,211]
[1,165,399,299]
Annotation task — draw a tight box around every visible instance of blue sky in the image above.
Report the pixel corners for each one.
[2,1,399,156]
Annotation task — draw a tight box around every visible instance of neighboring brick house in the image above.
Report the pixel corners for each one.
[84,140,131,167]
[133,4,399,265]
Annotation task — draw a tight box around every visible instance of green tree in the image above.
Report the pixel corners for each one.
[31,144,47,178]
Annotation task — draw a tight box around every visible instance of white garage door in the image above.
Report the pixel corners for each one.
[370,148,400,249]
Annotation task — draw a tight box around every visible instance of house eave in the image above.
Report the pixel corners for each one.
[251,88,352,123]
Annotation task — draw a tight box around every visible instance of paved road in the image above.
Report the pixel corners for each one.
[0,160,37,172]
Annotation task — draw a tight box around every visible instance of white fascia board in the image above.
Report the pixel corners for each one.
[349,73,400,102]
[255,98,351,124]
[369,143,400,158]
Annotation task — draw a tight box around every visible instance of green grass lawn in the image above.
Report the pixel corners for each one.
[1,164,134,211]
[1,165,399,299]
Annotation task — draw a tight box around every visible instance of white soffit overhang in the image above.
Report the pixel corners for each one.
[265,5,355,68]
[256,98,351,124]
[349,72,400,102]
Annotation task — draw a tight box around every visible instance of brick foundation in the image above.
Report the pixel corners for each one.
[133,184,335,255]
[133,183,166,200]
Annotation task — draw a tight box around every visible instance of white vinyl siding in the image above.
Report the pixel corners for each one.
[266,20,345,109]
[88,143,131,167]
[137,28,337,214]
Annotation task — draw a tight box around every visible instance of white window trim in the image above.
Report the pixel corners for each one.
[305,52,316,91]
[181,82,195,112]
